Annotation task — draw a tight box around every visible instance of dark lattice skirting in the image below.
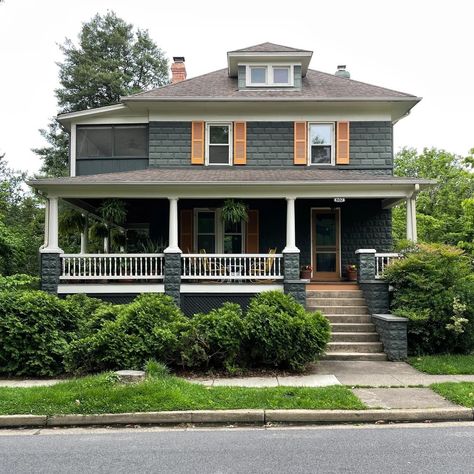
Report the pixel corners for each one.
[181,294,253,316]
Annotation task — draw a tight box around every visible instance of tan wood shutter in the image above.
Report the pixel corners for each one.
[233,121,247,165]
[336,121,350,164]
[191,121,205,164]
[246,210,259,253]
[179,209,194,253]
[294,121,307,165]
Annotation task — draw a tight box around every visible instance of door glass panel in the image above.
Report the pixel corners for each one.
[197,212,215,233]
[197,235,215,253]
[197,211,215,252]
[316,253,336,272]
[316,214,336,246]
[224,235,242,253]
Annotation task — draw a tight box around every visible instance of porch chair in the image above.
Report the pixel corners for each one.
[198,249,227,282]
[250,248,277,283]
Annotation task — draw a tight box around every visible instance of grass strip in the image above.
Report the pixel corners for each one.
[431,382,474,408]
[0,373,365,415]
[408,355,474,375]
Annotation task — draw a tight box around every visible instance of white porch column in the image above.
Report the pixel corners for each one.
[406,198,413,241]
[42,199,50,248]
[41,196,62,252]
[283,197,299,253]
[410,197,418,243]
[164,197,181,253]
[80,214,88,254]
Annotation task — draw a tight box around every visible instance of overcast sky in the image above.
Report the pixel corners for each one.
[0,0,472,174]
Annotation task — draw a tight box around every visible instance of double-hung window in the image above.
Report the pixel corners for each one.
[206,123,232,165]
[308,123,335,165]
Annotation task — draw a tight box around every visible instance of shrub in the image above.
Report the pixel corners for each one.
[0,274,39,290]
[65,294,189,374]
[243,291,330,371]
[384,243,474,354]
[180,303,245,371]
[0,290,71,376]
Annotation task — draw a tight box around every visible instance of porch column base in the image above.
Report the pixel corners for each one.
[164,252,181,306]
[39,250,62,294]
[283,252,306,307]
[355,249,376,281]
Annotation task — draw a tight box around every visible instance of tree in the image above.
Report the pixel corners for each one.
[34,11,169,176]
[393,147,474,254]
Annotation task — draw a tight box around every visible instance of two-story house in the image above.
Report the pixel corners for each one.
[29,43,433,360]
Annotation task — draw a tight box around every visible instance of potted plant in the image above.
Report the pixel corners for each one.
[346,264,357,281]
[300,264,312,280]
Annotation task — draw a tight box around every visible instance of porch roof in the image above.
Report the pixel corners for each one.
[28,168,434,205]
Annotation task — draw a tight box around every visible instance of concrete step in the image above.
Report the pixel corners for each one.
[306,290,363,299]
[307,298,367,307]
[331,332,380,342]
[327,342,384,353]
[323,352,388,361]
[325,315,373,323]
[309,305,369,315]
[331,323,376,332]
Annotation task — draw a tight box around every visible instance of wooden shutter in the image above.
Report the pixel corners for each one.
[179,209,194,253]
[246,210,259,253]
[233,121,247,165]
[294,121,307,165]
[191,121,205,164]
[336,121,350,164]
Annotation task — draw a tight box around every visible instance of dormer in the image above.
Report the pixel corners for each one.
[227,42,313,90]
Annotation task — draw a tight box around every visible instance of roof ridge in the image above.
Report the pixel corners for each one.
[228,42,311,53]
[307,68,417,98]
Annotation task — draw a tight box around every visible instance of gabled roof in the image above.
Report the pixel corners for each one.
[123,68,418,101]
[229,42,312,53]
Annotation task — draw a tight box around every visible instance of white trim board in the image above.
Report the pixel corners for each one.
[180,283,283,293]
[57,284,165,294]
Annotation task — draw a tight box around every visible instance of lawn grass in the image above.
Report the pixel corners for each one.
[408,354,474,375]
[0,373,364,415]
[431,382,474,408]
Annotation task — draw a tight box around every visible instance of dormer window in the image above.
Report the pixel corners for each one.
[246,65,294,87]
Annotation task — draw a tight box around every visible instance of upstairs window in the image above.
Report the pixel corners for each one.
[206,123,232,165]
[247,65,293,87]
[308,123,335,165]
[77,125,148,159]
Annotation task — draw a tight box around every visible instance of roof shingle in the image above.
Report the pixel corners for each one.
[229,42,311,53]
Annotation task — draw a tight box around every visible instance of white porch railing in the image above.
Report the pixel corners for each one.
[60,254,165,280]
[181,253,284,281]
[375,253,401,279]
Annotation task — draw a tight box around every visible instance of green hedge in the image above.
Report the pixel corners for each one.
[0,289,330,376]
[384,243,474,355]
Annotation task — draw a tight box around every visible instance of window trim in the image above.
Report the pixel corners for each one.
[245,64,294,87]
[307,122,336,166]
[76,124,149,160]
[205,122,233,166]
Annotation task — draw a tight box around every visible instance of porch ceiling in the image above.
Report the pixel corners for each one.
[28,168,434,203]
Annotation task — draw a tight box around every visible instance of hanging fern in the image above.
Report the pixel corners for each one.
[221,199,248,224]
[98,199,127,225]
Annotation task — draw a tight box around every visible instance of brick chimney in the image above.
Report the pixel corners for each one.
[171,56,187,84]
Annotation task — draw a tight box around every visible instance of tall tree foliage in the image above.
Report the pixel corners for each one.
[393,147,474,255]
[33,11,169,176]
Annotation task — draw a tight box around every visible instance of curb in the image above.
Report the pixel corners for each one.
[0,408,472,428]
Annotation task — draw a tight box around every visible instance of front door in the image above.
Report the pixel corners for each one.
[311,209,340,281]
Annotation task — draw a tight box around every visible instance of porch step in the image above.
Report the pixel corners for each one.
[331,332,380,342]
[331,323,376,332]
[324,352,388,361]
[325,315,373,323]
[307,298,367,307]
[309,305,369,315]
[306,283,359,291]
[306,290,364,299]
[327,342,384,353]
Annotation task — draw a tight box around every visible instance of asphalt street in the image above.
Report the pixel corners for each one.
[1,423,473,473]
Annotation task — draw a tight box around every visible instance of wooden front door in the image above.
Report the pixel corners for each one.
[311,209,340,281]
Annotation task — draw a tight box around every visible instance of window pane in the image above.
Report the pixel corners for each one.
[311,146,332,164]
[224,235,242,253]
[209,126,229,144]
[209,145,230,164]
[114,126,147,157]
[197,235,215,253]
[224,220,242,233]
[310,124,332,145]
[77,127,113,158]
[250,67,266,84]
[197,212,215,233]
[273,67,289,84]
[316,214,336,246]
[316,253,336,272]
